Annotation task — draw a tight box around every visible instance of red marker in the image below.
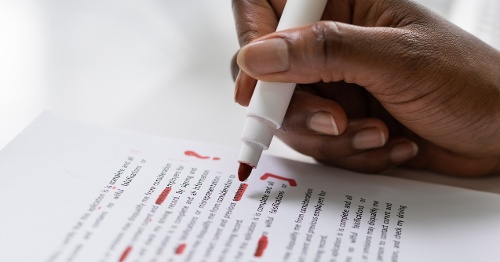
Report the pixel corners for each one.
[238,163,253,181]
[237,0,328,181]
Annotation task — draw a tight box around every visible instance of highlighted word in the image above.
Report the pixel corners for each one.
[119,246,132,262]
[233,183,248,201]
[175,243,187,255]
[155,187,172,205]
[254,236,268,257]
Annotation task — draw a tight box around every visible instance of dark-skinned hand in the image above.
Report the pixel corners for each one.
[231,0,500,176]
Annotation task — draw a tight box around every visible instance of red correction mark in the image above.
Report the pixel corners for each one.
[175,243,187,255]
[119,246,132,262]
[233,183,248,201]
[254,236,268,257]
[184,150,220,160]
[260,173,297,187]
[155,187,172,205]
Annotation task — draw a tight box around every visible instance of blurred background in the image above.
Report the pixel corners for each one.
[1,0,499,190]
[1,0,241,149]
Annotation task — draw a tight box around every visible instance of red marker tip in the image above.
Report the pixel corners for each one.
[238,163,253,181]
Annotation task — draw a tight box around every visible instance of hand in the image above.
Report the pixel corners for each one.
[231,0,500,176]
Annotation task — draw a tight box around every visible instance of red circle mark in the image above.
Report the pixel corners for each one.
[175,243,187,255]
[260,173,297,187]
[119,246,133,262]
[254,236,268,257]
[213,157,220,160]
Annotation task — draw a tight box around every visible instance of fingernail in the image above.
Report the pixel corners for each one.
[237,38,289,75]
[309,112,339,135]
[390,141,418,163]
[352,128,386,150]
[234,70,242,103]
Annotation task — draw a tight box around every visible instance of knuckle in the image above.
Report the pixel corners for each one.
[316,137,343,160]
[318,140,334,160]
[233,0,276,46]
[392,30,429,71]
[235,21,263,46]
[309,21,343,82]
[279,117,299,134]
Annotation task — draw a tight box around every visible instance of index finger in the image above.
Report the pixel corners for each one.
[232,0,285,46]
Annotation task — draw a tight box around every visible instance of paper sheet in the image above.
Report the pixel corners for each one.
[1,112,499,262]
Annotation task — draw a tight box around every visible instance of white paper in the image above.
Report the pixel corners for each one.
[1,112,499,262]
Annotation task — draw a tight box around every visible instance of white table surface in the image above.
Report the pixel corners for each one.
[2,0,500,194]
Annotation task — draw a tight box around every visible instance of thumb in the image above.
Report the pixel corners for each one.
[236,21,419,88]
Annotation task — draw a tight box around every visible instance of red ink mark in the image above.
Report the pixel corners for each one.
[233,183,248,201]
[260,173,297,187]
[112,186,116,189]
[254,236,268,257]
[119,246,132,262]
[155,187,172,205]
[184,150,220,160]
[175,243,187,255]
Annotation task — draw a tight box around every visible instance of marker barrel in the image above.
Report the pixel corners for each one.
[238,0,328,167]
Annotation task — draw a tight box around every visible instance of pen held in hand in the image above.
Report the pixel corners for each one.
[237,0,329,181]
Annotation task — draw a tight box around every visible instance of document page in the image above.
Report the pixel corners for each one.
[1,112,499,262]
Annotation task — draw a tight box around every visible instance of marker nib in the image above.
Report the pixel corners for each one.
[238,163,253,181]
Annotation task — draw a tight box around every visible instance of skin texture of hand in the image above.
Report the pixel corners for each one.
[231,0,500,176]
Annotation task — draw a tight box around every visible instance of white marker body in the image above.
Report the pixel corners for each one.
[238,0,328,167]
